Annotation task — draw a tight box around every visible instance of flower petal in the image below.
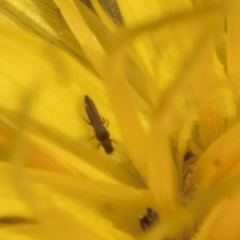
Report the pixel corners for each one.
[1,0,96,72]
[0,161,156,237]
[0,23,144,187]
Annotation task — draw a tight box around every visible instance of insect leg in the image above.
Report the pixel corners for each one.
[110,138,117,144]
[101,117,109,128]
[96,143,101,149]
[82,116,92,125]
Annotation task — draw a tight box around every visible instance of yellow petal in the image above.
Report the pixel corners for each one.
[0,161,155,238]
[189,121,240,189]
[193,199,228,240]
[53,0,105,75]
[227,0,240,93]
[1,0,95,72]
[201,193,240,240]
[0,23,144,186]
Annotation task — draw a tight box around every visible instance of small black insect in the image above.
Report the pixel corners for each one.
[0,216,37,225]
[184,150,194,162]
[84,95,114,154]
[140,207,159,231]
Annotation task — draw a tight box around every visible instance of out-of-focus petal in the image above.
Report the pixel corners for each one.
[227,0,240,94]
[53,0,105,76]
[0,161,155,237]
[0,23,144,187]
[197,192,240,240]
[188,121,240,189]
[1,0,96,73]
[193,199,228,240]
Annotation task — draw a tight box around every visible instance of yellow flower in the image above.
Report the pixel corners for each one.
[0,0,239,239]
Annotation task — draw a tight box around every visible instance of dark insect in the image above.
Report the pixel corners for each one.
[0,216,37,225]
[140,207,159,231]
[84,95,114,154]
[184,150,194,162]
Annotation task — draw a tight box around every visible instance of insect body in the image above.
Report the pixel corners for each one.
[84,95,114,154]
[140,208,159,231]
